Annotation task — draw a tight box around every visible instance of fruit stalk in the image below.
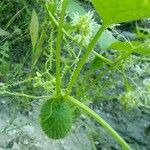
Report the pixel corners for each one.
[67,96,132,150]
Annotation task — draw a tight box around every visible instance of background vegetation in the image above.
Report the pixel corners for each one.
[0,0,150,150]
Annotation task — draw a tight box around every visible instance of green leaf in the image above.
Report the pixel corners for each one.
[67,0,87,16]
[90,56,104,70]
[91,0,150,26]
[93,24,117,49]
[32,27,47,67]
[99,29,117,49]
[30,9,39,51]
[109,41,134,52]
[109,41,150,56]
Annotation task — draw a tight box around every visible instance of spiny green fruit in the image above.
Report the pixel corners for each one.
[39,98,73,139]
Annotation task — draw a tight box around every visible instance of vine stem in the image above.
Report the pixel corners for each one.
[0,78,33,88]
[55,0,68,95]
[67,96,132,150]
[46,8,113,65]
[0,91,51,99]
[65,25,107,96]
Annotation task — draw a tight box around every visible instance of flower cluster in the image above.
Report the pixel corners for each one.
[119,91,138,110]
[33,72,55,92]
[71,11,97,46]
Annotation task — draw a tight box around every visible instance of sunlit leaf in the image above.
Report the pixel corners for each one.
[109,41,150,55]
[91,0,150,26]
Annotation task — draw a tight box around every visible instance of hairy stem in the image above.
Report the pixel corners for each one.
[0,91,51,99]
[67,96,132,150]
[55,0,68,95]
[65,25,106,96]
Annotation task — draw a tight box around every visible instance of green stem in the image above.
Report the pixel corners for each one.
[65,25,106,96]
[0,91,51,99]
[0,78,32,86]
[93,50,113,65]
[55,0,68,95]
[46,8,112,65]
[67,96,132,150]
